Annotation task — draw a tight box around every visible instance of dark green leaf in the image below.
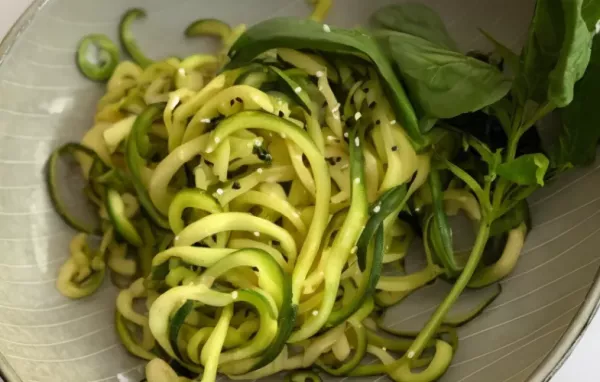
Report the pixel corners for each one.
[478,29,520,73]
[384,32,512,119]
[370,3,458,51]
[491,199,531,237]
[553,36,600,167]
[582,0,600,32]
[496,153,549,186]
[515,0,593,107]
[224,17,423,145]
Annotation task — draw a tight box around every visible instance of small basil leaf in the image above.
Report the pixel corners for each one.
[552,36,600,168]
[385,32,512,119]
[478,29,520,74]
[496,153,549,186]
[490,199,531,237]
[582,0,600,31]
[370,3,458,51]
[487,98,513,135]
[419,116,438,133]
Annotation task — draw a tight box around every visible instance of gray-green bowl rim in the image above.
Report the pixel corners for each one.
[0,0,598,381]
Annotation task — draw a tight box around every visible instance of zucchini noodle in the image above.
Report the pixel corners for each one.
[46,4,529,382]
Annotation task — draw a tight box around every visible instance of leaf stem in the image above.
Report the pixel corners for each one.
[404,218,491,359]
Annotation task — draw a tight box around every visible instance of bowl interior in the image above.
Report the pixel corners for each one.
[1,0,598,381]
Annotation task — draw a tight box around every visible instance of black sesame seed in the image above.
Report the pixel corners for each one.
[375,120,381,125]
[369,102,376,109]
[327,157,336,166]
[363,87,369,93]
[230,99,235,106]
[236,97,243,103]
[335,157,342,163]
[232,181,241,190]
[391,146,398,152]
[278,111,284,117]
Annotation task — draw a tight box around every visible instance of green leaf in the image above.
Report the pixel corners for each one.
[478,29,520,73]
[491,199,531,237]
[552,37,600,167]
[515,0,593,107]
[496,154,549,186]
[224,17,423,145]
[384,32,512,119]
[488,97,513,135]
[370,3,458,51]
[582,0,600,32]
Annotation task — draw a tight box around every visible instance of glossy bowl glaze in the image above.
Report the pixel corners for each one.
[0,0,599,381]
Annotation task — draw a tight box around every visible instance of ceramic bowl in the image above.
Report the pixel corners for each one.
[0,0,598,381]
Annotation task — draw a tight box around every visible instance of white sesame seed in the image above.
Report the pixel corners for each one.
[253,231,261,237]
[373,205,381,213]
[280,133,287,139]
[382,347,387,352]
[216,188,224,195]
[390,119,397,125]
[254,139,262,147]
[205,147,213,154]
[294,212,301,218]
[257,168,263,174]
[174,236,180,241]
[318,85,324,91]
[331,103,341,113]
[407,351,415,358]
[178,68,186,75]
[344,132,349,138]
[201,118,211,123]
[231,50,237,56]
[323,24,331,33]
[214,137,221,143]
[333,114,340,120]
[354,137,360,147]
[354,177,360,184]
[294,87,302,94]
[351,246,358,254]
[354,112,362,121]
[316,71,324,78]
[231,291,238,299]
[312,310,319,316]
[327,136,337,142]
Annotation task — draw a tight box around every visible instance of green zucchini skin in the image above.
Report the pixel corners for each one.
[46,143,106,234]
[185,18,232,40]
[119,8,153,68]
[76,34,119,81]
[105,188,143,247]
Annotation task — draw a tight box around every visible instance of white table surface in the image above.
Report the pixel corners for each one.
[0,0,597,381]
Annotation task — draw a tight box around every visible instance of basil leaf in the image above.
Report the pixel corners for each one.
[582,0,600,32]
[515,0,593,107]
[552,37,600,167]
[384,32,512,119]
[224,17,423,145]
[496,153,549,186]
[490,200,531,237]
[370,3,458,51]
[478,29,520,73]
